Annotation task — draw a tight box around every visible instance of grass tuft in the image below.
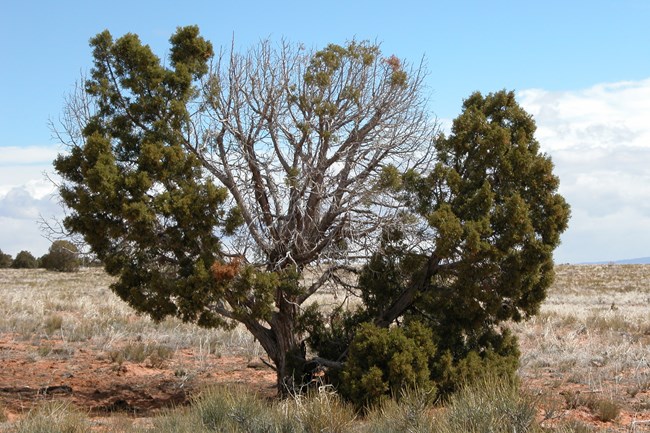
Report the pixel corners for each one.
[433,376,539,433]
[109,341,175,368]
[590,398,620,422]
[364,387,434,432]
[44,313,64,335]
[14,401,89,433]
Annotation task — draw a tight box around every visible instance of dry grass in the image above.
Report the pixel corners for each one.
[0,268,263,368]
[512,264,650,427]
[1,264,650,431]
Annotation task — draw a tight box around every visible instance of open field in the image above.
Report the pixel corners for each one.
[513,264,650,431]
[0,265,649,432]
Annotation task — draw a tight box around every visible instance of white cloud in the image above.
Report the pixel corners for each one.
[519,78,650,263]
[0,145,60,198]
[0,186,61,219]
[0,185,64,257]
[519,79,650,152]
[0,145,63,256]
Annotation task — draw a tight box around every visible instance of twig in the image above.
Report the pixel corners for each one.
[260,357,277,371]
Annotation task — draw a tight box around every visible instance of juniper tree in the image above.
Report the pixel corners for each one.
[0,250,12,268]
[41,240,80,272]
[309,90,571,404]
[53,26,569,396]
[11,250,38,269]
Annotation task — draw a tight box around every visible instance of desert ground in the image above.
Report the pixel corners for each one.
[0,265,649,431]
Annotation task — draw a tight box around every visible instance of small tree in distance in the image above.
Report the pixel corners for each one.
[11,250,38,269]
[41,240,80,272]
[53,26,569,399]
[0,250,12,268]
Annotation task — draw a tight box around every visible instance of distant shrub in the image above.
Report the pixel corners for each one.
[11,250,38,269]
[0,249,11,268]
[41,240,80,272]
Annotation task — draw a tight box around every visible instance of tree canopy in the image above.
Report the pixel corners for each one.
[0,250,12,268]
[41,240,81,272]
[11,250,38,269]
[54,26,569,399]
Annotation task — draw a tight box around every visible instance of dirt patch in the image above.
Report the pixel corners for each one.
[0,334,276,420]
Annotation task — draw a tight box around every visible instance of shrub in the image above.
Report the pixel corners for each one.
[0,249,11,268]
[326,313,519,408]
[11,250,38,269]
[340,321,437,408]
[41,240,80,272]
[291,389,356,433]
[431,328,521,396]
[192,386,279,432]
[590,397,620,422]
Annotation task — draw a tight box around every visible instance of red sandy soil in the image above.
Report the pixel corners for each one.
[0,333,276,424]
[521,372,650,432]
[1,332,649,432]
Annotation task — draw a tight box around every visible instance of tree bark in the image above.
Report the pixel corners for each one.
[245,293,307,396]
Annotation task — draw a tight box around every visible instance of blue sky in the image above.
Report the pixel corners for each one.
[1,0,649,262]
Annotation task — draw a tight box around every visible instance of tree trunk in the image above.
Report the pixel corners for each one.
[245,294,307,396]
[271,299,307,395]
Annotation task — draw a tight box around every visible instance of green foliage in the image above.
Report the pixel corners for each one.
[309,90,566,405]
[432,329,520,396]
[0,249,11,268]
[304,41,379,89]
[55,26,230,326]
[11,250,38,269]
[398,90,569,327]
[41,240,80,272]
[340,321,437,408]
[54,24,568,398]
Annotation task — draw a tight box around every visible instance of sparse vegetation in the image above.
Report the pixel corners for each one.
[109,341,175,368]
[13,401,89,433]
[591,397,621,422]
[433,376,539,433]
[0,265,649,431]
[40,240,80,272]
